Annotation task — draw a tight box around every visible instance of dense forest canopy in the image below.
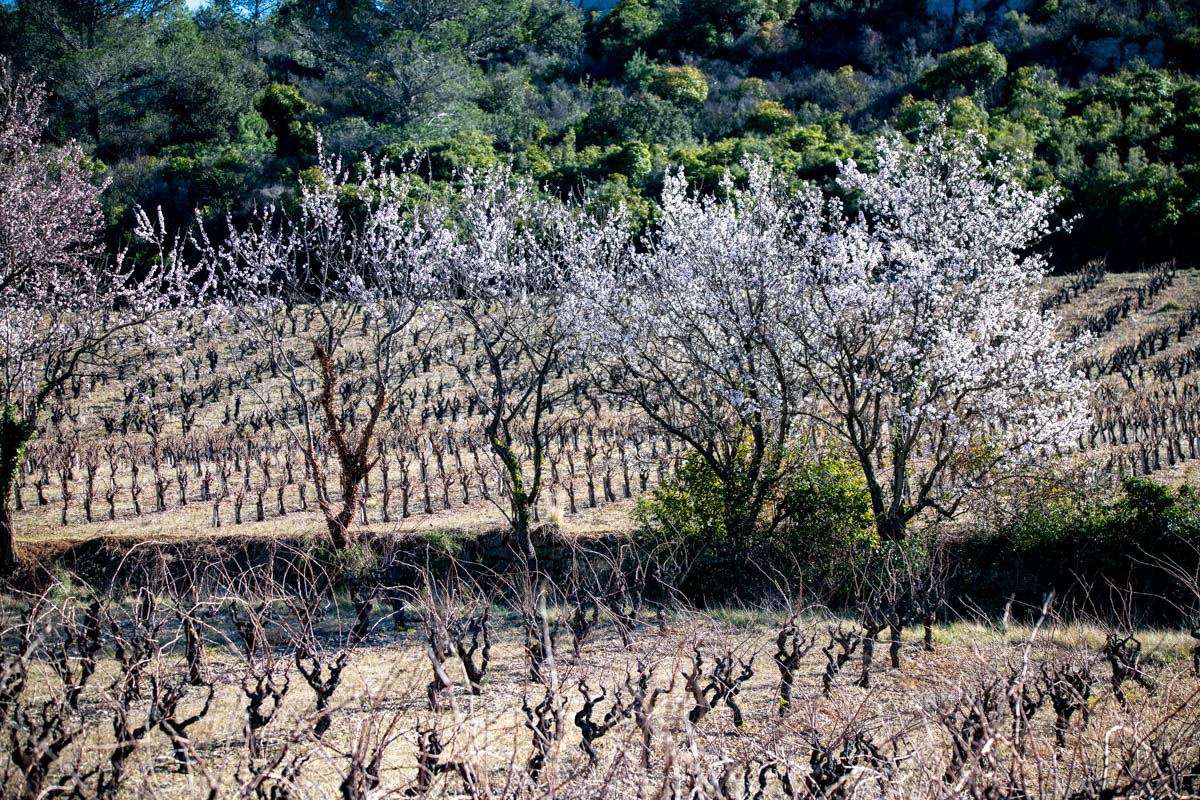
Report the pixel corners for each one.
[1,0,1198,268]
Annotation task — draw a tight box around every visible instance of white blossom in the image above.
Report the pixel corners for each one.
[783,127,1089,539]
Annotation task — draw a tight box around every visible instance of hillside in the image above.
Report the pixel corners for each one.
[7,264,1200,553]
[1,0,1197,269]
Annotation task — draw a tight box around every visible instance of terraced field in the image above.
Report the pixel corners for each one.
[11,261,1200,553]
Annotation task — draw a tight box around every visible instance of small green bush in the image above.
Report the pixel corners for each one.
[746,100,797,135]
[954,477,1200,622]
[605,140,654,183]
[254,83,319,158]
[648,65,709,107]
[425,529,464,559]
[634,445,872,600]
[920,42,1008,97]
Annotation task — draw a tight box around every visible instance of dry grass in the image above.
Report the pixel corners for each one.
[12,492,638,548]
[6,594,1200,799]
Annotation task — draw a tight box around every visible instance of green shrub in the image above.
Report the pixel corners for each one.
[254,83,319,158]
[605,139,654,183]
[623,50,654,90]
[648,65,709,107]
[634,445,871,600]
[580,90,694,149]
[746,100,797,135]
[920,42,1008,97]
[425,529,464,559]
[600,0,662,61]
[773,453,881,599]
[954,477,1200,622]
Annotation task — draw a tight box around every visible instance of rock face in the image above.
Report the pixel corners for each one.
[1086,37,1166,70]
[925,0,1034,19]
[924,1,1166,72]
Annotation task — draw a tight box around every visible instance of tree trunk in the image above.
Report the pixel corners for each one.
[326,504,355,551]
[0,502,15,574]
[0,408,35,573]
[504,458,535,563]
[511,494,534,562]
[312,343,381,553]
[492,436,536,562]
[858,636,875,688]
[875,512,906,543]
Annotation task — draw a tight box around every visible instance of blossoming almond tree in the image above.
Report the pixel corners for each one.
[166,148,450,551]
[0,59,194,572]
[441,168,630,561]
[573,163,820,554]
[785,128,1089,542]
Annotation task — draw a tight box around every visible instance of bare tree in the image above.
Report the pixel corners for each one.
[167,145,447,551]
[440,167,628,561]
[0,60,192,572]
[574,164,804,552]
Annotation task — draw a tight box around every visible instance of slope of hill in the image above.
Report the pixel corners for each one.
[1,0,1197,268]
